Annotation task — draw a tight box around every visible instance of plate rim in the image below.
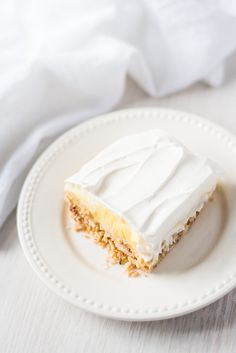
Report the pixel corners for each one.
[17,107,236,321]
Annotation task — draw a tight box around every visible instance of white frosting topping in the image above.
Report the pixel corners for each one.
[66,130,217,260]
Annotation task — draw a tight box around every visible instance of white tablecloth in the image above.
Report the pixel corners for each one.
[1,54,236,352]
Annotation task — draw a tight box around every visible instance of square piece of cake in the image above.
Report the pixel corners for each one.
[65,130,217,275]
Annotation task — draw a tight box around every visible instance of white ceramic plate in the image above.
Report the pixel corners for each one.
[17,108,236,321]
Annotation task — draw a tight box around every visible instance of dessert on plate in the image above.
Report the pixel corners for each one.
[64,129,217,276]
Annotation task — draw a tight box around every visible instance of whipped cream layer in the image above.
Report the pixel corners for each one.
[65,130,217,261]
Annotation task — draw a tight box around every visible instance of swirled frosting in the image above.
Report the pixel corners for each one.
[65,130,217,260]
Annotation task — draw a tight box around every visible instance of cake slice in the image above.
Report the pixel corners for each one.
[65,129,217,275]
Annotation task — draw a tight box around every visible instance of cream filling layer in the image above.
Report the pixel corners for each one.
[65,183,215,262]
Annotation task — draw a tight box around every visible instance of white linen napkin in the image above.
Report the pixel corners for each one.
[1,0,236,228]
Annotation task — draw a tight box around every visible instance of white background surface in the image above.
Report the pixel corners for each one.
[1,55,236,352]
